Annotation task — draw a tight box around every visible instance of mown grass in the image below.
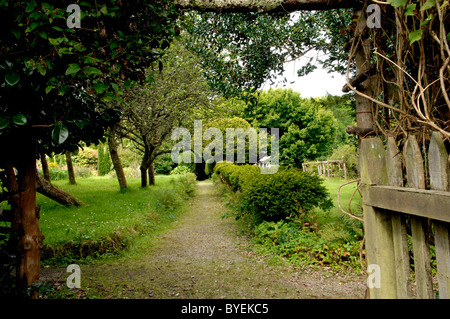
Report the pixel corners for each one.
[38,175,192,265]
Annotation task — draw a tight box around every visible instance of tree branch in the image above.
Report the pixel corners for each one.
[176,0,362,12]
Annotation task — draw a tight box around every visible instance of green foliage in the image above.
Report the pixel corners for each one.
[328,144,359,178]
[154,153,176,175]
[97,144,111,176]
[214,163,332,222]
[253,220,362,271]
[174,173,197,198]
[200,117,255,164]
[170,165,195,175]
[314,94,356,147]
[243,169,333,221]
[240,89,337,167]
[72,147,97,167]
[182,10,352,98]
[0,0,180,155]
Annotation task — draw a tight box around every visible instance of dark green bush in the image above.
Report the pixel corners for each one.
[214,163,332,222]
[243,169,332,221]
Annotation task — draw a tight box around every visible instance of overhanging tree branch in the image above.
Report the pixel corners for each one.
[176,0,362,12]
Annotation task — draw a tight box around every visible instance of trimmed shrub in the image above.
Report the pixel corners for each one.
[97,144,111,176]
[170,165,194,175]
[243,169,332,221]
[214,163,332,222]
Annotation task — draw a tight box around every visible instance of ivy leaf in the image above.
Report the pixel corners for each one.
[388,0,408,7]
[93,82,108,94]
[52,123,69,145]
[65,63,80,76]
[0,117,10,130]
[12,114,27,126]
[405,4,416,16]
[5,72,20,86]
[421,0,436,11]
[409,29,424,45]
[421,13,434,26]
[84,67,100,75]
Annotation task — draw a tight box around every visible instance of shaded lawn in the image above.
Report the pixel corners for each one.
[38,175,183,250]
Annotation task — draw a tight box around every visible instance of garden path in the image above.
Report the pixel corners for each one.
[41,181,366,298]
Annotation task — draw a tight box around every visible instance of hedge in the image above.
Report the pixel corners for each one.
[214,163,332,222]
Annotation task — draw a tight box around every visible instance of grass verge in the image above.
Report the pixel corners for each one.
[38,175,194,265]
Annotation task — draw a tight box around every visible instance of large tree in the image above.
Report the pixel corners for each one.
[0,0,180,296]
[117,40,213,187]
[241,88,337,166]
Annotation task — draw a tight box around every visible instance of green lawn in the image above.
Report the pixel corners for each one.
[311,177,363,241]
[38,175,189,264]
[36,174,361,266]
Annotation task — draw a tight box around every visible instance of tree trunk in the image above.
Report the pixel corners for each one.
[40,153,51,182]
[4,135,44,298]
[36,170,85,207]
[148,162,155,186]
[65,151,76,185]
[107,129,128,192]
[140,166,148,188]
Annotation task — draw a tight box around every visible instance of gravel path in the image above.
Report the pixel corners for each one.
[41,181,367,299]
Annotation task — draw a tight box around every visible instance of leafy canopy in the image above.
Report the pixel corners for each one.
[240,89,337,167]
[0,0,180,154]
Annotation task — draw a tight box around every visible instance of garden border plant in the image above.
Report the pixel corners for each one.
[213,163,364,272]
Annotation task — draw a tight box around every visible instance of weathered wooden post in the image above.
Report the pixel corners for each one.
[386,137,412,298]
[360,137,397,298]
[428,132,450,298]
[404,135,433,298]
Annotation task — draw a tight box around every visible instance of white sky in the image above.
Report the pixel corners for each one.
[261,57,347,98]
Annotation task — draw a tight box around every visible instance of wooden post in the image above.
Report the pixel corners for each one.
[386,137,412,298]
[428,131,450,299]
[327,161,330,177]
[360,137,397,298]
[404,135,434,298]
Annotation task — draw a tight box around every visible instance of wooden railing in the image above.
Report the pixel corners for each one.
[302,160,347,179]
[360,132,450,299]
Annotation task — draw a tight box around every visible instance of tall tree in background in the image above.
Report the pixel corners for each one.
[118,40,213,187]
[241,89,337,167]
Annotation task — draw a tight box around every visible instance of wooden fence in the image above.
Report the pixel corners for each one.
[360,132,450,299]
[302,160,347,179]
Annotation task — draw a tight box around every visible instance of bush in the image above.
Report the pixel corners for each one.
[214,163,332,222]
[170,165,194,175]
[73,147,98,167]
[176,173,197,197]
[97,144,111,176]
[243,169,332,221]
[154,153,176,175]
[74,165,94,178]
[47,167,68,181]
[253,220,361,270]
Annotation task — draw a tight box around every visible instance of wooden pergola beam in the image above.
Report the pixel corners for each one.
[176,0,362,12]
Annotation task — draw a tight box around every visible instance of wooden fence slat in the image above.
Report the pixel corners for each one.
[405,135,434,299]
[386,137,412,298]
[365,186,450,223]
[428,131,450,299]
[360,137,396,298]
